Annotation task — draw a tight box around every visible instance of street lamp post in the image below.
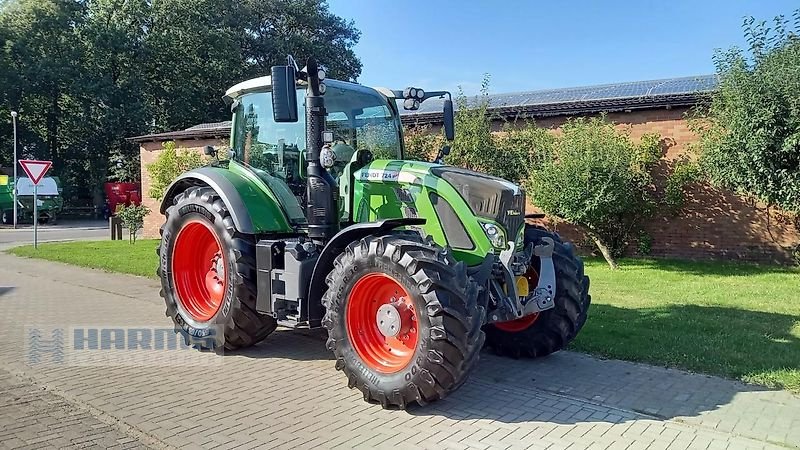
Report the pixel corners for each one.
[10,111,18,229]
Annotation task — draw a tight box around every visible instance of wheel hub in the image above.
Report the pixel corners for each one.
[376,303,401,337]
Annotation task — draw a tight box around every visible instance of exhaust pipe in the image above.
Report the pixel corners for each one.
[303,58,339,245]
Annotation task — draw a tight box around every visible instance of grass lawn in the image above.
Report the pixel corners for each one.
[7,240,800,392]
[572,258,800,393]
[8,239,160,278]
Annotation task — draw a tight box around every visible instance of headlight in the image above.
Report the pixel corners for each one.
[482,223,507,249]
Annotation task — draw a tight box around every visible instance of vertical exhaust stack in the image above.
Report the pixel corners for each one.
[303,58,339,245]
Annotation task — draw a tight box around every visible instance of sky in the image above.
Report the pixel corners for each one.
[327,0,798,95]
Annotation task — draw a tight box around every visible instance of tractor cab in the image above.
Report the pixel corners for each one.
[225,77,406,225]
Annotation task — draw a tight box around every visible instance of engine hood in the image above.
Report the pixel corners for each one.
[430,166,526,237]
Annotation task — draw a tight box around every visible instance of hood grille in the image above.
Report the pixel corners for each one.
[431,167,526,241]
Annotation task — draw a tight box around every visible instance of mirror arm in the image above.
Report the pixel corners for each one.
[433,144,451,165]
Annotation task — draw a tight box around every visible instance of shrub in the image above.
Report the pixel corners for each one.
[694,12,800,215]
[448,75,496,174]
[493,122,553,183]
[145,141,206,201]
[527,117,661,269]
[116,204,150,244]
[665,158,702,211]
[402,124,443,161]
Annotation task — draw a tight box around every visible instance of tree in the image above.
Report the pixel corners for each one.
[239,0,362,82]
[527,117,661,269]
[694,11,800,215]
[0,0,361,207]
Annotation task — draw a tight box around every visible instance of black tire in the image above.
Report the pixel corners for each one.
[322,232,485,409]
[158,186,277,351]
[484,225,591,358]
[1,210,11,225]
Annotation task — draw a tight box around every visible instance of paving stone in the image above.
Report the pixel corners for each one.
[0,253,798,449]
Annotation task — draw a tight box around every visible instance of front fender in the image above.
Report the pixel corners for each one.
[304,218,426,325]
[160,166,292,234]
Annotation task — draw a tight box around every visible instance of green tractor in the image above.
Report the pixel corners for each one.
[158,57,590,408]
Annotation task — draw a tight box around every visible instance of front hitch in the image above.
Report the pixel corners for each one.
[522,237,556,314]
[486,237,557,323]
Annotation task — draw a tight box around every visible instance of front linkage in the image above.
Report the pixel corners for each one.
[473,237,558,324]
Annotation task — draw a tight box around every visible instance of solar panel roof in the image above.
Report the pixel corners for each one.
[401,74,718,115]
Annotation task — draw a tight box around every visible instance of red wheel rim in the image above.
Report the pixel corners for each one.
[171,220,226,322]
[494,267,540,333]
[346,273,418,374]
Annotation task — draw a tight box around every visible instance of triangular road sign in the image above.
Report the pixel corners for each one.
[19,160,53,185]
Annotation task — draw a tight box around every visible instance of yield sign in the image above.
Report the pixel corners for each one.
[19,160,52,185]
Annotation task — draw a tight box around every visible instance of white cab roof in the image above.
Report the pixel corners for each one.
[225,77,398,101]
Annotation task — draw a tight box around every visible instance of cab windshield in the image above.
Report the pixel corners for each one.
[231,82,403,183]
[230,82,403,224]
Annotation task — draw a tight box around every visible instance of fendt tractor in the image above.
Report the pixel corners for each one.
[157,56,591,408]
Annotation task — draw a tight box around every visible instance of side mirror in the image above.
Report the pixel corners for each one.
[271,65,298,122]
[443,99,455,141]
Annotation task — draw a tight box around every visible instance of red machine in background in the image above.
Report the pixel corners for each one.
[104,182,141,214]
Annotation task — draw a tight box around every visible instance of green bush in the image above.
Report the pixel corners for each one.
[116,204,150,244]
[493,122,553,183]
[145,141,206,201]
[448,75,496,174]
[436,75,552,184]
[527,117,661,269]
[402,125,443,161]
[665,158,701,211]
[694,12,800,215]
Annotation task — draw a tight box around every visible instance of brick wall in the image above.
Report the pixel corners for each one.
[139,139,222,239]
[527,108,799,264]
[137,107,799,264]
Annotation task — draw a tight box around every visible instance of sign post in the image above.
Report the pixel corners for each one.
[18,160,52,249]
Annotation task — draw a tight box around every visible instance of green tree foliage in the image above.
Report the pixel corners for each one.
[448,76,495,173]
[115,203,149,244]
[428,75,553,184]
[527,118,662,269]
[494,123,553,183]
[403,124,443,161]
[694,11,800,214]
[0,0,361,205]
[664,158,701,211]
[145,142,206,201]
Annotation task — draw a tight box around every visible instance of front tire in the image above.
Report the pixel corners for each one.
[322,233,485,409]
[158,186,277,351]
[485,225,591,358]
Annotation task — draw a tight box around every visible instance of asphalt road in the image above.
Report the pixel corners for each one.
[0,219,109,248]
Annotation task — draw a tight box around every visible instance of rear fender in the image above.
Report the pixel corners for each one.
[160,166,292,234]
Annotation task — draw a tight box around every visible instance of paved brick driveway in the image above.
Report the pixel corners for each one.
[0,253,798,449]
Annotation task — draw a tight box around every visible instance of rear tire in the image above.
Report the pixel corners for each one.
[322,233,485,409]
[158,186,277,351]
[485,225,591,358]
[1,210,11,225]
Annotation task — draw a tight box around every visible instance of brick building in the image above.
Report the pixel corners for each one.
[130,75,799,264]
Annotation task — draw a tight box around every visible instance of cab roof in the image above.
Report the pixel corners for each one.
[224,76,395,100]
